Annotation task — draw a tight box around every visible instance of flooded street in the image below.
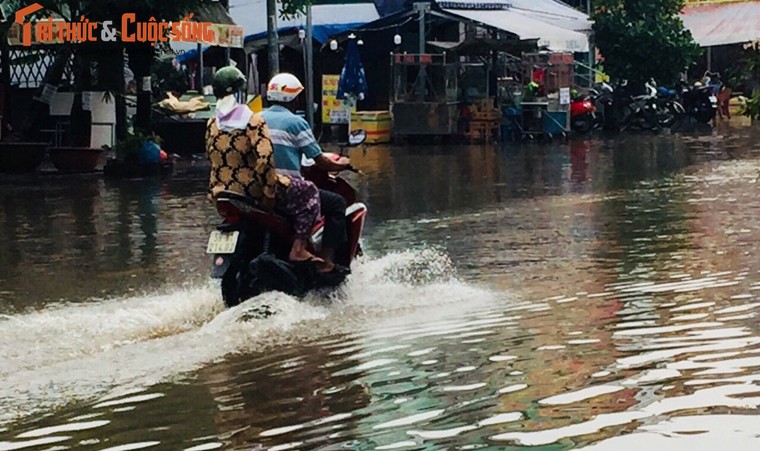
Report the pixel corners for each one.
[2,123,760,450]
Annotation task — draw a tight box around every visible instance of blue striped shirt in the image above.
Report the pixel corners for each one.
[260,106,322,179]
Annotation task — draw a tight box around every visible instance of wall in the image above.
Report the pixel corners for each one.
[50,91,116,148]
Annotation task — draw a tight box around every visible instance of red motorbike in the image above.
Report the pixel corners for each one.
[207,132,368,308]
[570,95,598,134]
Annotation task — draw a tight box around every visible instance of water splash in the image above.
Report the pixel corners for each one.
[0,249,489,428]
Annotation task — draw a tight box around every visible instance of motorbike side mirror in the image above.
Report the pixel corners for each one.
[348,129,366,147]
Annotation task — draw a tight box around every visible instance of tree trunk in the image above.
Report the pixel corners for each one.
[128,45,154,133]
[68,51,92,147]
[115,46,127,141]
[1,30,11,138]
[11,46,73,143]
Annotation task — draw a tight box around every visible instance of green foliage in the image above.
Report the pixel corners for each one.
[279,0,312,19]
[110,131,161,163]
[724,50,760,94]
[152,58,189,96]
[741,92,760,120]
[592,0,702,85]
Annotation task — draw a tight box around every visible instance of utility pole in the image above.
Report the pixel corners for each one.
[223,0,231,66]
[305,6,314,127]
[587,0,593,87]
[267,0,280,77]
[1,30,10,134]
[413,2,430,54]
[413,3,430,100]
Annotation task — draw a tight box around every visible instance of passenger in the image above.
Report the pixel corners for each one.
[261,73,352,275]
[205,66,324,267]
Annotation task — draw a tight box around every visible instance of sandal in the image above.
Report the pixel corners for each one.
[290,255,325,264]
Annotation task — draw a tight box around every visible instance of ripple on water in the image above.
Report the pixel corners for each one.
[580,415,760,450]
[373,410,445,430]
[539,385,625,406]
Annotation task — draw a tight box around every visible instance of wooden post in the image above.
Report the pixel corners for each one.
[305,5,314,128]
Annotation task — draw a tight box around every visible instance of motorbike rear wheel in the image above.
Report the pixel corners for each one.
[655,100,679,128]
[694,102,716,124]
[221,264,261,308]
[571,113,595,134]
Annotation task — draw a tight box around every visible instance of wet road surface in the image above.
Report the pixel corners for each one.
[1,123,760,450]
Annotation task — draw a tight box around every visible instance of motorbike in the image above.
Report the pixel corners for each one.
[676,81,717,124]
[570,94,597,134]
[207,131,368,308]
[613,80,662,131]
[654,85,686,128]
[570,82,614,134]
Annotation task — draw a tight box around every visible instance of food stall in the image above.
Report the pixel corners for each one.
[389,53,459,138]
[156,3,245,155]
[509,51,574,139]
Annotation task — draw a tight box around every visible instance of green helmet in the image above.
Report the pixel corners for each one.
[212,66,246,98]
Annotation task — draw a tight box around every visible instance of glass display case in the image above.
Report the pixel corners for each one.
[390,53,459,136]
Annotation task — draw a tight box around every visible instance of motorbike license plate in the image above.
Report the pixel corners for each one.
[709,96,718,104]
[206,231,239,254]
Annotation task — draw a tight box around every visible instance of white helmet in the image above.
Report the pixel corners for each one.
[266,73,304,103]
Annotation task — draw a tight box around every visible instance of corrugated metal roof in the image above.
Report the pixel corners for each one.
[440,6,590,52]
[193,1,236,25]
[436,0,591,31]
[680,1,760,47]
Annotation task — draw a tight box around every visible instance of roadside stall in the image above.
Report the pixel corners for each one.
[156,3,244,155]
[390,53,459,139]
[517,51,574,140]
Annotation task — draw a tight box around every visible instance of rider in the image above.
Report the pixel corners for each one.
[261,73,353,275]
[205,66,325,268]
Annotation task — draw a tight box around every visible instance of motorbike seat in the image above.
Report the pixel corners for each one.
[215,190,325,240]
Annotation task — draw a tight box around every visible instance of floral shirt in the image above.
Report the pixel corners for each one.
[205,113,290,204]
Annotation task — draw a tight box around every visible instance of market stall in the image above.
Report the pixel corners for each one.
[390,53,459,138]
[505,51,574,141]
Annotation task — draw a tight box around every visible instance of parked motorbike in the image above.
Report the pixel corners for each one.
[676,81,717,124]
[570,94,597,134]
[654,85,686,128]
[207,131,368,308]
[613,80,662,131]
[593,82,616,130]
[570,82,614,134]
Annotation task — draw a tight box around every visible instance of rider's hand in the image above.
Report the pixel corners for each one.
[336,156,351,168]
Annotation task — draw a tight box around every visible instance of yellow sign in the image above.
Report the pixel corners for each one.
[208,24,244,48]
[322,74,355,124]
[247,95,263,113]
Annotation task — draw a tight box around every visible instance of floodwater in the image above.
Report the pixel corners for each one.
[2,122,760,450]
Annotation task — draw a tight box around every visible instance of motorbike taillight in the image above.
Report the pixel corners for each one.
[216,200,241,222]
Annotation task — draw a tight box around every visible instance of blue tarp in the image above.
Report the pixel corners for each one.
[244,23,368,45]
[372,0,408,16]
[175,23,367,64]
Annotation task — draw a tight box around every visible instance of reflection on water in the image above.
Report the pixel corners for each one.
[2,126,760,449]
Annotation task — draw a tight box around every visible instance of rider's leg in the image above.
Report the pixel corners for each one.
[317,189,347,269]
[277,178,324,264]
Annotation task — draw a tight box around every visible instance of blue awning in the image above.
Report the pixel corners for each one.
[245,22,369,44]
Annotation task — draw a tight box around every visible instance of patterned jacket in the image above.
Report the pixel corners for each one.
[205,113,290,206]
